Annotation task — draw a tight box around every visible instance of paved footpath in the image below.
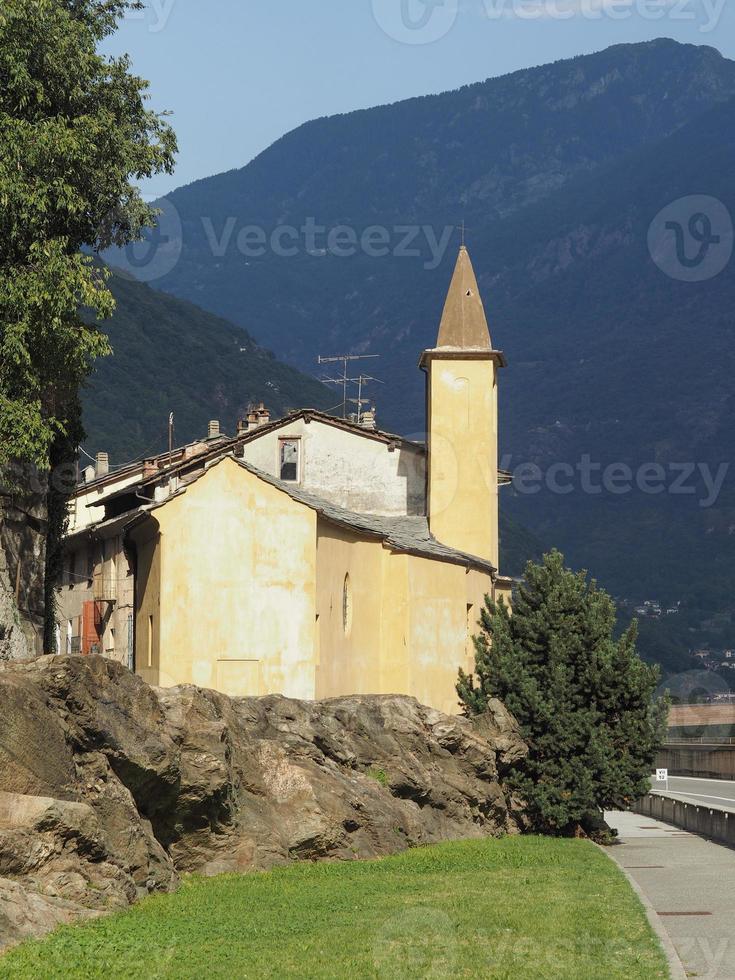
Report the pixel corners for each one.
[606,810,735,979]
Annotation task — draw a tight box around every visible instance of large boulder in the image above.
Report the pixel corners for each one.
[0,655,527,950]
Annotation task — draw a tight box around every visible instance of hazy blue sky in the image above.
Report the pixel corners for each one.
[106,1,735,198]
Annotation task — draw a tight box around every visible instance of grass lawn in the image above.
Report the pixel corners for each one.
[0,836,667,979]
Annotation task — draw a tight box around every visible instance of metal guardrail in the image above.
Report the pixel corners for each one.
[666,737,735,745]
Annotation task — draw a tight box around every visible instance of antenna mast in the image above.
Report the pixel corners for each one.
[317,354,381,420]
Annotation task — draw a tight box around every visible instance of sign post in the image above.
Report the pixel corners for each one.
[656,768,669,793]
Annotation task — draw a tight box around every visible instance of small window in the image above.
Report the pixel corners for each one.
[147,614,154,668]
[342,574,353,636]
[279,438,300,482]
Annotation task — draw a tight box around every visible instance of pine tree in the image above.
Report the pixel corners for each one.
[458,551,668,835]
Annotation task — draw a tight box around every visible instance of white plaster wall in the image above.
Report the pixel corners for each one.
[68,469,144,533]
[241,419,426,516]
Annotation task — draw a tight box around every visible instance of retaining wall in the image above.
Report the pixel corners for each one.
[656,744,735,780]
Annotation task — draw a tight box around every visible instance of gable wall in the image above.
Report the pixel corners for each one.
[138,457,318,699]
[241,418,425,516]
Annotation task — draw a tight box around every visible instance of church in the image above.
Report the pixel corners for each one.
[58,246,511,716]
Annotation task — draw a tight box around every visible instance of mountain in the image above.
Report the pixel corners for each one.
[136,38,735,379]
[80,269,333,464]
[101,39,735,674]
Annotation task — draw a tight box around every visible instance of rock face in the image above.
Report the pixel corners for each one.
[0,655,527,951]
[0,472,47,662]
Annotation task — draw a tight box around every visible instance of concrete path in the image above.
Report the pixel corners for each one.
[606,810,735,979]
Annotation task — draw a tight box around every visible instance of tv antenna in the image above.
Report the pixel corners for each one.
[347,374,384,424]
[317,354,381,420]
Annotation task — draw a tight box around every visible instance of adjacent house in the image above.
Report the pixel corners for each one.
[57,246,512,714]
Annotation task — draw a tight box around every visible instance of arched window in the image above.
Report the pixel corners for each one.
[342,574,353,636]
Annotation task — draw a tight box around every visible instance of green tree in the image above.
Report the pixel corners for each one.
[458,551,669,835]
[0,0,177,471]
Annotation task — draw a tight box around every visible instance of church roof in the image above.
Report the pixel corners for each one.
[233,409,425,453]
[436,245,492,350]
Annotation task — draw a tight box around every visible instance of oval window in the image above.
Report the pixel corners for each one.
[342,574,353,636]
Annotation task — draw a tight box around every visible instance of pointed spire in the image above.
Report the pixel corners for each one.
[436,246,492,350]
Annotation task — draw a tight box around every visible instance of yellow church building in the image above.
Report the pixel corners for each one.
[58,246,511,715]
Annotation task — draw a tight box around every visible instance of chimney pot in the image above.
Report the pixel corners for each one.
[95,452,109,478]
[208,420,220,439]
[237,420,248,435]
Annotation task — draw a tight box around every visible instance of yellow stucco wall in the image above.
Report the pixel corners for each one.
[132,521,161,687]
[315,518,494,715]
[427,357,499,567]
[131,456,495,715]
[314,522,388,697]
[134,457,318,699]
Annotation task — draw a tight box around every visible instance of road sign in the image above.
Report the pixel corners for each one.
[656,769,668,782]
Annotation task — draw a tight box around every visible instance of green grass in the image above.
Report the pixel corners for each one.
[0,837,667,979]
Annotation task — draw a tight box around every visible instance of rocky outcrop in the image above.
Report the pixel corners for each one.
[0,469,47,662]
[0,655,526,950]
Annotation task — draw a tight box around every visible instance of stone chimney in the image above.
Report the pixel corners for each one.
[208,420,221,439]
[241,404,271,432]
[143,458,158,479]
[183,442,208,460]
[95,452,109,478]
[360,408,377,431]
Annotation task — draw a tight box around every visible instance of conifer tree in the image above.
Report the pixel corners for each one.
[458,551,668,835]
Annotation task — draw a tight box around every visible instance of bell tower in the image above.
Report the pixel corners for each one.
[420,246,506,567]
